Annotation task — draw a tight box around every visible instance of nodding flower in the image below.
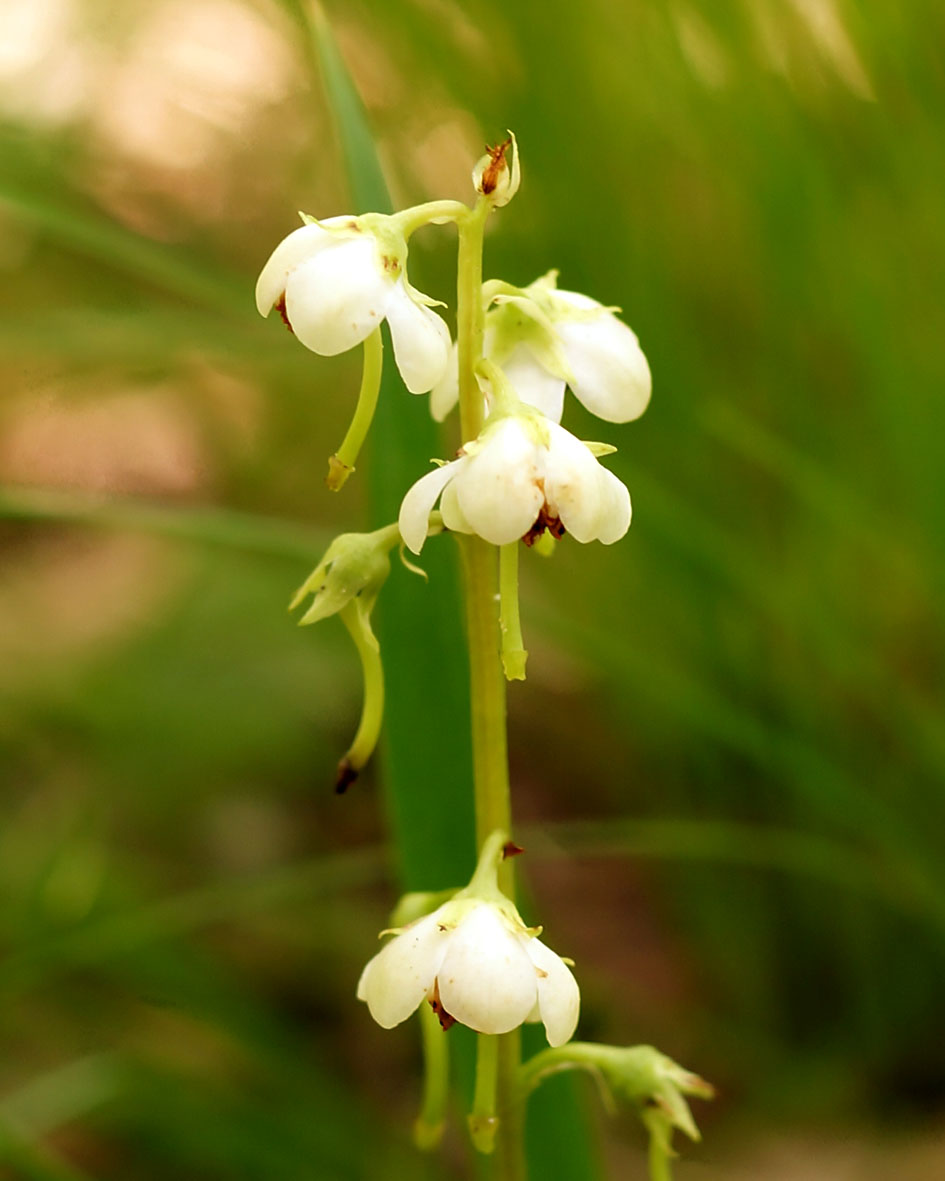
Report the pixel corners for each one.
[432,270,651,425]
[256,213,451,395]
[398,410,631,554]
[357,832,580,1047]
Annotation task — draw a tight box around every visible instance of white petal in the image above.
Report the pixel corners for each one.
[255,223,333,316]
[430,342,459,421]
[500,345,566,422]
[398,462,459,554]
[357,912,451,1029]
[386,281,451,394]
[595,467,632,544]
[453,418,543,545]
[526,938,580,1047]
[436,906,537,1035]
[439,478,473,535]
[284,236,393,356]
[542,423,607,543]
[553,291,652,423]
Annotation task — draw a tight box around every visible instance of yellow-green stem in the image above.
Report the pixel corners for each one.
[457,198,489,442]
[499,543,527,681]
[414,1002,449,1150]
[327,327,383,490]
[456,197,525,1181]
[645,1116,674,1181]
[469,1033,500,1152]
[337,601,384,790]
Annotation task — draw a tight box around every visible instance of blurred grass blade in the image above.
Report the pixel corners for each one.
[0,129,247,316]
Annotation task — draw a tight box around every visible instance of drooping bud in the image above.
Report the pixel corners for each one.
[519,1042,713,1173]
[290,525,402,790]
[472,131,521,208]
[289,529,394,627]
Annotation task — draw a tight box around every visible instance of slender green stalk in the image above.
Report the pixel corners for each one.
[455,197,524,1180]
[518,1043,610,1103]
[395,200,469,238]
[414,1003,449,1150]
[469,1033,500,1152]
[458,537,512,853]
[327,327,383,489]
[646,1131,673,1181]
[337,601,384,791]
[499,543,527,681]
[457,198,489,442]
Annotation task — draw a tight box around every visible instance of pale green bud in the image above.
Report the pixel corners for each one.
[290,530,392,627]
[594,1045,714,1144]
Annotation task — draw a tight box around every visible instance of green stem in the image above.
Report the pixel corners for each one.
[327,327,383,490]
[645,1116,673,1181]
[469,1034,500,1152]
[337,600,384,791]
[518,1043,610,1102]
[499,543,527,681]
[414,1002,449,1150]
[455,197,524,1181]
[458,537,512,854]
[457,198,489,442]
[395,200,470,238]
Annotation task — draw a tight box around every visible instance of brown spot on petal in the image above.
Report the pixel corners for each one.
[428,980,456,1031]
[522,506,565,547]
[502,841,525,860]
[275,294,293,334]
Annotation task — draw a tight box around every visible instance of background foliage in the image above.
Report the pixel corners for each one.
[1,0,943,1176]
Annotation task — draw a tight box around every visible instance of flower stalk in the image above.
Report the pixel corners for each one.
[414,1001,450,1150]
[336,597,384,792]
[499,543,527,681]
[327,326,383,489]
[257,126,704,1181]
[455,190,524,1178]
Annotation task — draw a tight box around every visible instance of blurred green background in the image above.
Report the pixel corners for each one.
[1,0,944,1177]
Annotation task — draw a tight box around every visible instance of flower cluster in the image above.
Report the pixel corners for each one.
[255,130,710,1172]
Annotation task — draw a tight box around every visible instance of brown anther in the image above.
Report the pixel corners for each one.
[428,981,456,1031]
[275,294,294,334]
[335,757,359,794]
[479,135,513,195]
[502,841,525,860]
[522,506,566,547]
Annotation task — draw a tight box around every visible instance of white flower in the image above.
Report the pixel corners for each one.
[255,215,450,394]
[357,896,579,1047]
[431,271,651,424]
[398,412,631,554]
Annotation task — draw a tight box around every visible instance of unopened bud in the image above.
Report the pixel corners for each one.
[472,131,521,208]
[290,528,395,627]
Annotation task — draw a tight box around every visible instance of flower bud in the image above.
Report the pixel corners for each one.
[472,131,521,208]
[594,1045,714,1145]
[289,529,393,627]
